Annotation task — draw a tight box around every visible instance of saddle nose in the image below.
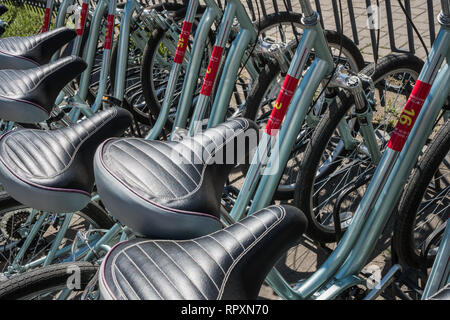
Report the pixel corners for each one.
[0,55,87,123]
[0,27,76,69]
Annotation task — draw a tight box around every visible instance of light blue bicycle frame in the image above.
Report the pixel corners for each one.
[227,0,450,300]
[147,0,260,140]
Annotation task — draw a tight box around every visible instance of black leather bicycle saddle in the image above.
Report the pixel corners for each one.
[0,108,133,213]
[0,55,86,123]
[99,204,308,300]
[94,118,259,239]
[0,27,76,69]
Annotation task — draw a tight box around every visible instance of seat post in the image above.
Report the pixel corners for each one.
[299,0,315,18]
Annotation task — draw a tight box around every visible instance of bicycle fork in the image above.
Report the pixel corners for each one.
[329,69,382,165]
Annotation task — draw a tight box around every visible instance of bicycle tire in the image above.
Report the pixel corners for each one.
[294,53,424,243]
[392,119,450,269]
[0,261,98,300]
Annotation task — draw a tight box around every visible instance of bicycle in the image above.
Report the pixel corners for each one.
[0,0,366,299]
[2,0,448,301]
[0,4,7,36]
[94,0,450,297]
[0,0,368,298]
[391,115,449,300]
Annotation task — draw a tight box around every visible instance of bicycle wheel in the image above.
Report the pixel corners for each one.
[0,261,97,300]
[243,24,365,200]
[0,193,113,276]
[392,118,449,269]
[294,53,424,243]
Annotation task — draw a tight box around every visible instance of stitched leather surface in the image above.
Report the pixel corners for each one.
[0,56,86,117]
[0,107,132,198]
[94,118,259,238]
[100,205,308,300]
[0,27,76,66]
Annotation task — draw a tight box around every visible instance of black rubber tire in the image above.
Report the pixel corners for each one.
[139,25,173,125]
[293,53,424,243]
[392,119,450,269]
[0,261,98,300]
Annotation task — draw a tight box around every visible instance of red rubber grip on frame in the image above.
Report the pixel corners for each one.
[42,8,51,33]
[265,74,300,136]
[76,3,89,36]
[387,80,432,152]
[173,21,193,64]
[200,45,224,97]
[104,14,114,50]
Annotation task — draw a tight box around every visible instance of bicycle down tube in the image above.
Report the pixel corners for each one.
[146,0,199,139]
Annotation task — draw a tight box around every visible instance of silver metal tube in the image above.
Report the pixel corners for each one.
[78,0,108,101]
[43,213,74,267]
[147,64,182,139]
[299,0,315,18]
[171,7,219,132]
[250,59,330,214]
[207,28,253,127]
[442,0,450,17]
[113,0,136,101]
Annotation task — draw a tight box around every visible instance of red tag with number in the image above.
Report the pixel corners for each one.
[265,74,300,135]
[104,14,114,50]
[76,3,89,35]
[200,46,224,97]
[42,8,51,33]
[173,21,193,64]
[387,80,432,151]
